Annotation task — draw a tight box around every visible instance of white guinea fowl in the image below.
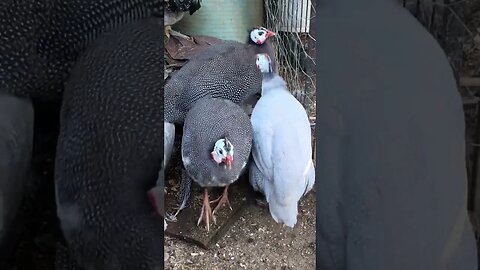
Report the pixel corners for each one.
[250,53,315,228]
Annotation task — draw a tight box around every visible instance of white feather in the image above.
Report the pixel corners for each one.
[251,74,315,228]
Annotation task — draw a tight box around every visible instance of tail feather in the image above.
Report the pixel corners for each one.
[303,160,315,196]
[268,198,298,228]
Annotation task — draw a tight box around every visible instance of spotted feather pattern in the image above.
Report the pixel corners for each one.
[55,17,164,270]
[164,41,263,123]
[0,0,162,100]
[181,97,252,188]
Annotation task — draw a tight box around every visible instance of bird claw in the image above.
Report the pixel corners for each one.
[197,190,216,232]
[169,29,193,41]
[165,25,172,39]
[212,195,233,216]
[211,187,233,215]
[165,202,188,222]
[197,208,216,232]
[165,211,178,222]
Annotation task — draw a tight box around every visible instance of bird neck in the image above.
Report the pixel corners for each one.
[261,74,288,96]
[249,40,277,72]
[251,40,274,55]
[262,72,276,81]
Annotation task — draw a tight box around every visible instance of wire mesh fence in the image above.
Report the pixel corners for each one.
[263,0,317,118]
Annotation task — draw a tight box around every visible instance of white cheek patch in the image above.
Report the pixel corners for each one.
[250,29,266,44]
[250,31,258,43]
[214,139,226,152]
[255,54,272,73]
[212,152,223,164]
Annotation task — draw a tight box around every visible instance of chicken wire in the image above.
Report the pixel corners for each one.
[263,0,316,118]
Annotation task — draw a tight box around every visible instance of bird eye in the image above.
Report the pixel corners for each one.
[219,149,224,155]
[259,32,264,36]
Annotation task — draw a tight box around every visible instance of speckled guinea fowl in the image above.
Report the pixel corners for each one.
[170,97,252,231]
[54,17,164,270]
[161,27,275,205]
[250,54,315,228]
[164,27,276,124]
[0,0,162,101]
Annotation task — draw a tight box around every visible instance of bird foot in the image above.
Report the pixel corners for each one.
[165,202,188,222]
[197,189,216,232]
[255,197,268,207]
[165,212,177,222]
[165,25,172,39]
[169,29,193,41]
[210,187,233,215]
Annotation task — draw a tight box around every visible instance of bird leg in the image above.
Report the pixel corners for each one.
[165,170,192,222]
[169,29,193,41]
[165,25,172,39]
[210,186,233,215]
[197,188,216,232]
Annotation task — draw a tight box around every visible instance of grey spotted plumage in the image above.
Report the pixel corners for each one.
[55,17,164,270]
[164,41,264,124]
[162,35,268,200]
[181,97,252,187]
[168,97,252,227]
[0,0,162,101]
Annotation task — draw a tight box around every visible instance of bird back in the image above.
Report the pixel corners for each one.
[164,41,262,123]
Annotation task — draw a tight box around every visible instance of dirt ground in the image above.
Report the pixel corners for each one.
[164,190,316,270]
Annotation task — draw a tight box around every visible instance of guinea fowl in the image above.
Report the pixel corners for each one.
[0,0,161,253]
[55,17,164,269]
[170,97,252,231]
[0,0,162,101]
[164,0,202,39]
[248,27,278,73]
[250,54,315,228]
[161,27,276,210]
[164,26,276,124]
[317,1,477,269]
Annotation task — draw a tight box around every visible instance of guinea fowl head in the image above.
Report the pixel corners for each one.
[210,138,234,170]
[249,27,276,45]
[256,53,273,74]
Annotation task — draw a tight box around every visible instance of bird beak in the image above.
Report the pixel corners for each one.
[266,30,276,38]
[224,156,233,169]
